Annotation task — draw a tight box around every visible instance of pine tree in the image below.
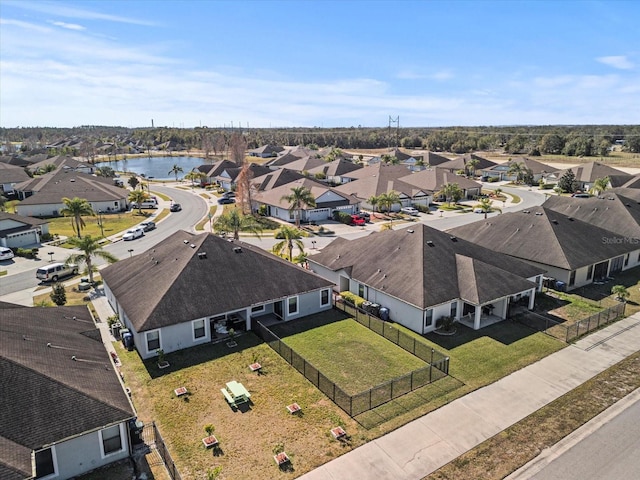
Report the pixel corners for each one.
[558,169,578,193]
[50,282,67,306]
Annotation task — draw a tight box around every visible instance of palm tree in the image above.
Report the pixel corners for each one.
[436,183,463,206]
[41,163,56,173]
[185,170,206,186]
[590,176,610,195]
[467,157,480,178]
[474,197,501,219]
[65,235,118,284]
[60,197,94,238]
[507,162,525,183]
[611,285,629,302]
[367,195,380,217]
[168,164,183,182]
[272,225,305,262]
[281,186,316,227]
[377,191,401,214]
[127,175,140,190]
[128,190,149,214]
[212,210,263,240]
[96,166,115,177]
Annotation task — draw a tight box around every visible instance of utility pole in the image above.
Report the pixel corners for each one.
[388,116,399,148]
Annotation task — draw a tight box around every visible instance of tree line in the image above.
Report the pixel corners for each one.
[2,124,640,156]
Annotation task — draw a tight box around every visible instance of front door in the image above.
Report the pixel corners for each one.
[274,300,283,319]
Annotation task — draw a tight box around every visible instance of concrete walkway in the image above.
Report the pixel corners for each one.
[299,314,640,480]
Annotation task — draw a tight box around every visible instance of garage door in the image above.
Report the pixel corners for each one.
[7,230,38,248]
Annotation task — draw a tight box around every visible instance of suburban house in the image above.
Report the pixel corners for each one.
[0,212,49,248]
[334,163,432,211]
[555,162,632,191]
[308,224,543,332]
[305,158,363,184]
[250,168,306,193]
[543,193,640,242]
[14,169,129,217]
[278,156,328,174]
[419,151,452,167]
[193,159,237,186]
[481,157,553,183]
[215,163,271,191]
[252,178,361,222]
[399,168,482,200]
[450,206,640,290]
[101,231,334,359]
[0,302,135,480]
[266,146,317,168]
[0,163,31,195]
[248,144,284,158]
[436,153,497,176]
[29,155,95,175]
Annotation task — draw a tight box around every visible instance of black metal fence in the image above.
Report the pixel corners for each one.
[255,306,450,417]
[152,422,182,480]
[517,302,626,343]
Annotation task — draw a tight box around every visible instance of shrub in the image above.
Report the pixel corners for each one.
[487,177,499,183]
[257,205,268,216]
[332,211,352,224]
[50,282,67,306]
[340,291,366,308]
[15,248,38,259]
[540,183,556,190]
[414,204,430,213]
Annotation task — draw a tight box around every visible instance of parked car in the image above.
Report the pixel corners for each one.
[350,214,366,226]
[400,207,420,216]
[0,247,15,261]
[130,199,158,209]
[170,203,182,212]
[356,211,370,221]
[222,191,236,198]
[571,193,591,198]
[36,262,78,282]
[140,221,156,231]
[218,197,236,205]
[123,227,145,241]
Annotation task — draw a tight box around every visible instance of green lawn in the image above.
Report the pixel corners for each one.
[47,210,159,239]
[275,318,427,395]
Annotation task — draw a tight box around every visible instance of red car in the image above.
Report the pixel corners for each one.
[350,214,366,226]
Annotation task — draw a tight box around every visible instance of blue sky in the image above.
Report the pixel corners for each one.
[1,0,639,128]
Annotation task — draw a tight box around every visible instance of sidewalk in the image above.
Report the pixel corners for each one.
[299,314,640,480]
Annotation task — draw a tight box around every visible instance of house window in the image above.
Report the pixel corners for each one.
[251,305,265,313]
[146,330,160,352]
[358,284,365,298]
[288,296,299,315]
[569,270,576,287]
[35,447,56,478]
[193,319,205,339]
[101,424,123,456]
[321,289,330,306]
[450,301,457,319]
[625,254,630,266]
[425,309,433,327]
[587,265,594,280]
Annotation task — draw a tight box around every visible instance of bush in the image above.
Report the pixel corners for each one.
[332,211,352,224]
[257,205,268,216]
[15,248,38,259]
[40,233,54,242]
[414,204,430,213]
[340,291,366,308]
[540,183,556,190]
[487,177,499,183]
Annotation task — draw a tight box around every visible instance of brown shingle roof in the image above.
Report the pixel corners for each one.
[101,231,333,332]
[400,168,482,192]
[438,154,497,172]
[309,224,541,309]
[0,163,31,184]
[305,158,363,177]
[450,206,638,270]
[0,304,134,477]
[253,178,360,208]
[556,162,631,183]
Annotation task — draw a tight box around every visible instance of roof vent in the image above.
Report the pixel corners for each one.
[568,217,574,221]
[70,178,75,182]
[183,240,189,244]
[47,342,52,348]
[198,252,207,259]
[233,246,242,253]
[551,219,559,224]
[535,212,543,216]
[450,236,457,242]
[426,240,435,247]
[407,229,414,233]
[522,210,530,214]
[377,268,381,273]
[190,244,196,248]
[71,355,77,361]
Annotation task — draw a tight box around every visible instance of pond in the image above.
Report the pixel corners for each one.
[110,156,207,180]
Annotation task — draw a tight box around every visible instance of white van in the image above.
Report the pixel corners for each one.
[130,197,158,209]
[36,263,78,282]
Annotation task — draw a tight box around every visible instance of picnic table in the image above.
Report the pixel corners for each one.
[174,387,188,397]
[249,362,262,372]
[331,426,347,439]
[226,380,251,403]
[286,402,301,414]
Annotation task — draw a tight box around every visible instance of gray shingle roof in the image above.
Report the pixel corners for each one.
[309,224,541,309]
[253,177,360,209]
[555,162,630,183]
[450,206,639,270]
[400,168,482,192]
[0,163,31,184]
[543,193,640,241]
[101,231,333,332]
[305,158,363,177]
[438,154,497,172]
[333,163,427,200]
[0,304,134,478]
[251,169,306,192]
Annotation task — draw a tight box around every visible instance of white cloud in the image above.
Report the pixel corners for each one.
[597,55,634,70]
[49,20,85,31]
[396,69,454,81]
[5,0,157,26]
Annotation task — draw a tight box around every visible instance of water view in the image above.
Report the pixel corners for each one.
[114,156,206,180]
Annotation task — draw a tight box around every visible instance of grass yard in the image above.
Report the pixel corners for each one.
[274,318,427,395]
[116,333,369,480]
[47,211,155,239]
